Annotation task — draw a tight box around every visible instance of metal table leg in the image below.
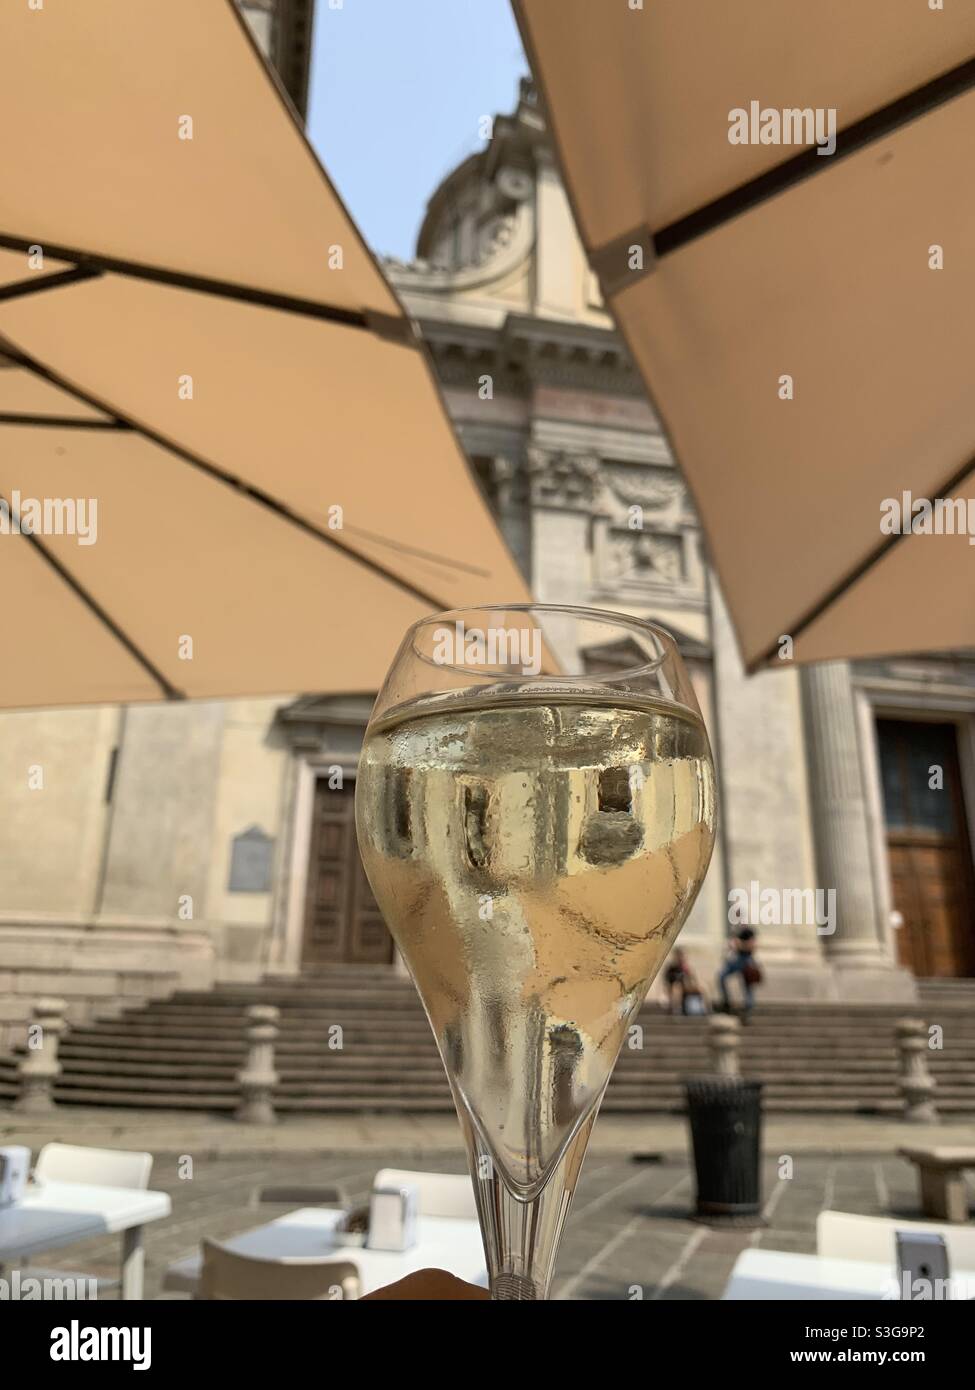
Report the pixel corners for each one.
[120,1225,145,1300]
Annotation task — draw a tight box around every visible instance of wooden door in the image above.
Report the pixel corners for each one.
[301,778,392,967]
[876,719,975,978]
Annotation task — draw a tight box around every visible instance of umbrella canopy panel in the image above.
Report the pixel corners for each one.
[0,372,433,706]
[516,0,975,669]
[0,0,529,709]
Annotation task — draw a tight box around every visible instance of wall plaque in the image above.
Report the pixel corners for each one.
[228,825,274,893]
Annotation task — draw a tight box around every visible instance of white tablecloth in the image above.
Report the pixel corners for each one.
[724,1248,975,1300]
[162,1207,488,1296]
[0,1180,171,1260]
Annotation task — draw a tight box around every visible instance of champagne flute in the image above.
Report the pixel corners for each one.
[355,604,717,1300]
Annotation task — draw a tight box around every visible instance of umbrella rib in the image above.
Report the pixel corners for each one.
[0,231,401,332]
[0,490,184,701]
[750,451,975,671]
[653,55,975,258]
[0,341,451,612]
[0,414,132,429]
[0,266,102,303]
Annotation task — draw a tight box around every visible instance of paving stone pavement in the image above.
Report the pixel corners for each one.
[6,1108,972,1157]
[10,1147,973,1301]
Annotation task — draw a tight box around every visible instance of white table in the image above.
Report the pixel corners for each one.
[723,1248,975,1301]
[0,1180,172,1300]
[162,1207,488,1297]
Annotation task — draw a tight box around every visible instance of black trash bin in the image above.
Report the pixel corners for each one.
[684,1077,763,1225]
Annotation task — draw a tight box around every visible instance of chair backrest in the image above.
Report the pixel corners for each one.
[199,1240,360,1300]
[372,1168,477,1220]
[817,1210,975,1271]
[35,1143,152,1190]
[254,1184,347,1208]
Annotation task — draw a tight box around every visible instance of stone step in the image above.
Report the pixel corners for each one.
[33,1088,975,1116]
[58,1033,975,1065]
[43,1062,928,1089]
[50,1040,974,1071]
[64,1014,974,1034]
[116,1000,975,1025]
[162,988,975,1013]
[38,1063,974,1098]
[58,1022,975,1044]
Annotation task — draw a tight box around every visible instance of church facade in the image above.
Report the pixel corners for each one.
[2,78,973,1046]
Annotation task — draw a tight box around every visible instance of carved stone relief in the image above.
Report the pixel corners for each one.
[526,446,600,509]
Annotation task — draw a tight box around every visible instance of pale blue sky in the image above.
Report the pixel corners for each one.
[306,0,527,260]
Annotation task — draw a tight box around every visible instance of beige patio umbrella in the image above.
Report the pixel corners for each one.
[515,0,975,671]
[0,0,529,710]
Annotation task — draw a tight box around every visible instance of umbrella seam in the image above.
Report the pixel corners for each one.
[339,522,490,579]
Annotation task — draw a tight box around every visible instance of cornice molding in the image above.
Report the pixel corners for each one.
[417,312,646,397]
[276,693,374,732]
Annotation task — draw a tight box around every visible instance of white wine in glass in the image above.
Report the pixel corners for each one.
[356,605,716,1299]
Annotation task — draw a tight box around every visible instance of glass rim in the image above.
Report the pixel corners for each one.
[406,602,679,683]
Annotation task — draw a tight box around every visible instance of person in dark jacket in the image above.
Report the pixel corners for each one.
[717,927,760,1016]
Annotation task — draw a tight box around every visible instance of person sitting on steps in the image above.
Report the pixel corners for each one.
[663,947,709,1016]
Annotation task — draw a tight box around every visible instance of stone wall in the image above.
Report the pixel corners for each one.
[0,921,214,1050]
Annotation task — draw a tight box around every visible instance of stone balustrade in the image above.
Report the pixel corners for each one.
[15,997,67,1113]
[895,1017,938,1124]
[236,1004,280,1125]
[708,1012,741,1077]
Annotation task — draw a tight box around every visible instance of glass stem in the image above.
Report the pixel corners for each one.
[459,1111,597,1301]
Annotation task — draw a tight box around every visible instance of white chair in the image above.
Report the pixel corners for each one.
[817,1210,975,1272]
[24,1144,154,1296]
[372,1168,477,1220]
[34,1143,152,1190]
[199,1239,360,1300]
[253,1183,347,1209]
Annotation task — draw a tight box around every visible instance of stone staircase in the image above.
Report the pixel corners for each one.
[917,978,975,1010]
[1,966,973,1115]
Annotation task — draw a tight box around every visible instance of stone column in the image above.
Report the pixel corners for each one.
[800,662,913,1000]
[709,578,827,996]
[490,455,532,581]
